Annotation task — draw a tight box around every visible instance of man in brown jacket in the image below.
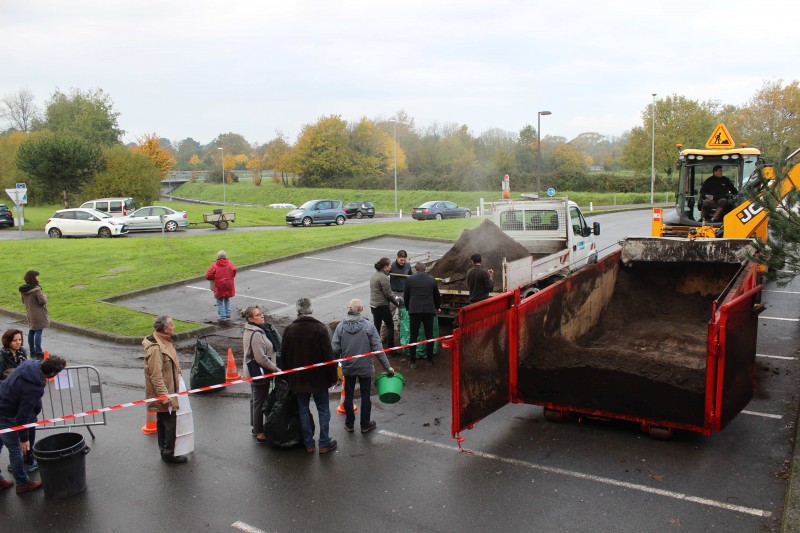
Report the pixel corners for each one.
[282,298,338,454]
[143,315,187,463]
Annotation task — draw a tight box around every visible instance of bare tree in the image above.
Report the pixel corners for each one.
[1,88,39,132]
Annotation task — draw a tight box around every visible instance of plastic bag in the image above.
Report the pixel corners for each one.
[190,337,226,392]
[399,309,440,359]
[262,378,310,448]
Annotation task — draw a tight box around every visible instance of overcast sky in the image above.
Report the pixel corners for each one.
[2,1,797,147]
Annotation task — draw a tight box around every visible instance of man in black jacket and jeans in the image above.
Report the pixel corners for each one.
[404,262,441,368]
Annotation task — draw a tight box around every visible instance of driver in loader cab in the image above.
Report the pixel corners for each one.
[700,165,738,222]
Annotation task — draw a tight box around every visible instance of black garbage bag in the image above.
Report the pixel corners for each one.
[190,336,226,393]
[262,378,310,448]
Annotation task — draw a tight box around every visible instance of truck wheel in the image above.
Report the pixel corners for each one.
[543,408,569,422]
[217,220,229,230]
[648,426,673,440]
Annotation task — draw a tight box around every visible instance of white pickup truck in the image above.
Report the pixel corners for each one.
[439,197,600,319]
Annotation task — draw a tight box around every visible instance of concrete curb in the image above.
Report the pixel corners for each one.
[781,366,800,532]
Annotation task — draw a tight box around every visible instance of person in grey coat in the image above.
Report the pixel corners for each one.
[19,270,48,358]
[332,298,394,433]
[369,257,401,352]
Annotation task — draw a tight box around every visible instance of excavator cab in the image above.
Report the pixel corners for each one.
[661,148,761,236]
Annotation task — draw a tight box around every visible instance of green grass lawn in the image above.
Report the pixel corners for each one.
[0,219,476,336]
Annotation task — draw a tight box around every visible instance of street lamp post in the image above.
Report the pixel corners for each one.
[650,93,656,204]
[537,110,552,198]
[217,147,226,205]
[390,118,398,216]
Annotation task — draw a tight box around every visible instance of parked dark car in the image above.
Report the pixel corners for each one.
[411,201,471,220]
[286,199,347,227]
[0,204,14,227]
[344,201,375,219]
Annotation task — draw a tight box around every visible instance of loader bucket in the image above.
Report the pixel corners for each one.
[620,237,755,265]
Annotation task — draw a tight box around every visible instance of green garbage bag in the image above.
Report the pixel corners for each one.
[190,336,226,392]
[399,308,440,359]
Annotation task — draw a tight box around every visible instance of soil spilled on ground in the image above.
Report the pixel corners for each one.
[430,220,530,291]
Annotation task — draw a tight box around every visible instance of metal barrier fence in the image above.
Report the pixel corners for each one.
[39,365,106,438]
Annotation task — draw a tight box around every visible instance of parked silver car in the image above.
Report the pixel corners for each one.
[119,206,189,232]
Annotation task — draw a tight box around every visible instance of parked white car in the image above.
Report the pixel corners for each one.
[269,203,297,209]
[45,208,129,238]
[119,206,189,232]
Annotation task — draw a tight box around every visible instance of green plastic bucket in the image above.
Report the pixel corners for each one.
[375,372,405,404]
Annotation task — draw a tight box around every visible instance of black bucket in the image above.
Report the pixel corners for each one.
[32,432,90,498]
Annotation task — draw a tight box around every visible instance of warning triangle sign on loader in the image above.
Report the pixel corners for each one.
[705,124,735,148]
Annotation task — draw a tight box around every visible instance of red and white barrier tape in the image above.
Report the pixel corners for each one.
[0,335,453,435]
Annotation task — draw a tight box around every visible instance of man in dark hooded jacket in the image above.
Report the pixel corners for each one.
[0,356,66,493]
[332,298,394,434]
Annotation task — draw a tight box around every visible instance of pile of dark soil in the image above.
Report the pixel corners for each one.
[516,262,736,427]
[430,220,530,291]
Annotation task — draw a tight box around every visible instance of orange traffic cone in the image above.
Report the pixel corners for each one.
[142,411,157,434]
[225,348,241,382]
[337,376,357,415]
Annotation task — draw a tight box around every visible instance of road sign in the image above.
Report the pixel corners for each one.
[5,188,25,207]
[547,187,556,197]
[16,183,26,188]
[705,124,735,149]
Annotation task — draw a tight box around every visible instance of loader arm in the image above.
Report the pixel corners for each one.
[722,161,800,238]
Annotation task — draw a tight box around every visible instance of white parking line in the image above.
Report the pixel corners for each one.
[764,290,800,294]
[231,521,267,533]
[303,257,373,266]
[760,316,799,322]
[741,410,783,420]
[269,281,370,316]
[252,269,352,286]
[186,285,288,306]
[379,430,772,518]
[757,353,796,360]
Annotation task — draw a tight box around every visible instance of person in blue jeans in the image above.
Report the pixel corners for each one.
[332,298,394,433]
[19,270,49,357]
[0,356,67,494]
[281,298,338,454]
[205,251,236,322]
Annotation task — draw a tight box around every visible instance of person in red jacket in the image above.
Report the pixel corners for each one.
[206,250,237,322]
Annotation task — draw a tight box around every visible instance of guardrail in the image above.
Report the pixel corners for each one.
[39,364,106,438]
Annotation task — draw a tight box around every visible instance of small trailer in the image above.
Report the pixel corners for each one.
[202,210,235,230]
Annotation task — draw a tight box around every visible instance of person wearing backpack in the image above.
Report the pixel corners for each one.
[332,298,394,434]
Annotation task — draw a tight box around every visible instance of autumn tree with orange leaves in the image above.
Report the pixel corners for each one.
[133,133,175,179]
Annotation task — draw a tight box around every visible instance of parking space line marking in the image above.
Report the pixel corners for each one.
[379,430,772,518]
[252,269,352,286]
[231,521,267,533]
[741,410,783,419]
[269,281,370,315]
[351,246,402,252]
[757,353,796,360]
[302,257,373,266]
[186,285,288,306]
[760,316,799,322]
[237,294,289,306]
[764,290,800,294]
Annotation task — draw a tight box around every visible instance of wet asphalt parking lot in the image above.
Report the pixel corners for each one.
[0,212,798,532]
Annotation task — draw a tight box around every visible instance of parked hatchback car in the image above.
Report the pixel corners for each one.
[411,201,471,220]
[79,197,137,217]
[45,208,129,238]
[0,204,14,227]
[269,203,297,209]
[286,200,346,227]
[119,206,188,232]
[344,201,375,219]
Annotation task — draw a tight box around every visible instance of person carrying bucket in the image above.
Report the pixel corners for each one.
[331,298,394,434]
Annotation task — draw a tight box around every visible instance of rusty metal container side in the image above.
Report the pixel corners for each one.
[451,290,517,436]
